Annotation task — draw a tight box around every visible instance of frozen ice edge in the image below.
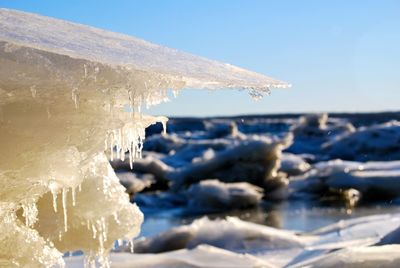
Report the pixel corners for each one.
[0,8,290,92]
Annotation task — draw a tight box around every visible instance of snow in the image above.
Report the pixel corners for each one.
[0,8,290,268]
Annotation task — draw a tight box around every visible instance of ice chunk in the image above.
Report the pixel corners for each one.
[133,217,306,253]
[0,8,289,267]
[323,120,400,161]
[187,179,264,211]
[280,153,311,176]
[290,159,400,201]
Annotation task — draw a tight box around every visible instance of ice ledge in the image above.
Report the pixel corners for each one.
[0,8,290,92]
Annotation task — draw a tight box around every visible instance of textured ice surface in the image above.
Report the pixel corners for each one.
[0,8,290,268]
[0,8,289,92]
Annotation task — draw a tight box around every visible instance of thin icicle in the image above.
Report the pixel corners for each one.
[172,89,180,98]
[30,85,37,98]
[130,239,134,253]
[62,188,68,232]
[21,201,38,227]
[101,217,107,242]
[91,223,97,239]
[71,187,76,207]
[71,87,80,109]
[51,189,58,213]
[113,212,120,224]
[161,120,167,135]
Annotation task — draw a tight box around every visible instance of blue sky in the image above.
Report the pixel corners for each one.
[2,1,400,116]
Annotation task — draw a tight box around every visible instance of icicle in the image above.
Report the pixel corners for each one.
[94,66,100,82]
[78,183,82,192]
[161,120,167,135]
[62,188,68,232]
[21,201,38,227]
[130,239,134,253]
[71,187,76,207]
[109,131,114,161]
[101,217,107,242]
[83,63,88,78]
[46,106,51,119]
[119,128,123,161]
[129,144,133,170]
[30,85,37,98]
[0,107,3,123]
[113,212,120,224]
[102,174,111,194]
[71,87,80,109]
[99,232,104,256]
[51,189,58,213]
[84,255,96,268]
[91,223,97,239]
[172,89,180,98]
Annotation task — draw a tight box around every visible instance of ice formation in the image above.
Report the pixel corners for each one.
[290,159,400,201]
[0,8,289,268]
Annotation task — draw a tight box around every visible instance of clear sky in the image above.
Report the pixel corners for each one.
[2,0,400,116]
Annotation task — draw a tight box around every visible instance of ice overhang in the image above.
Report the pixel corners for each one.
[0,8,290,94]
